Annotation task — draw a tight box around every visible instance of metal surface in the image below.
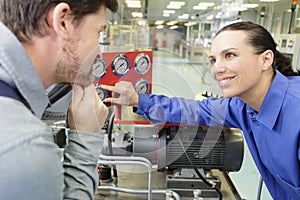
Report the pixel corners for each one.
[166,168,222,199]
[97,126,244,199]
[94,168,242,200]
[132,125,244,172]
[98,154,154,200]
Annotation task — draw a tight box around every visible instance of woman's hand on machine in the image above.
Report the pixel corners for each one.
[101,81,139,107]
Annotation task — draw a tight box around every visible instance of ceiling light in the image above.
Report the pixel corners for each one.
[156,25,164,29]
[163,13,170,17]
[132,12,143,18]
[207,15,214,20]
[125,0,140,2]
[184,22,197,26]
[178,14,189,19]
[170,25,179,29]
[193,6,208,10]
[137,20,146,26]
[126,0,141,8]
[232,7,248,11]
[127,4,142,8]
[167,21,178,26]
[167,5,181,9]
[169,1,185,6]
[242,4,259,8]
[199,2,215,7]
[163,10,176,14]
[259,0,279,2]
[125,0,140,4]
[155,20,164,25]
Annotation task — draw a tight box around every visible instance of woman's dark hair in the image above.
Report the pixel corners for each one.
[215,21,299,76]
[0,0,118,42]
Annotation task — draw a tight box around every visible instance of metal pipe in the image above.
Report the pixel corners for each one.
[98,154,153,200]
[98,186,181,200]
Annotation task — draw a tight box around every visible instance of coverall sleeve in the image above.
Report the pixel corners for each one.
[135,93,240,127]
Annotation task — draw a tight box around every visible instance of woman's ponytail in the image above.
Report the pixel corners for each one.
[274,50,300,76]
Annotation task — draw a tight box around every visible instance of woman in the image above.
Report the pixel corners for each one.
[103,21,300,199]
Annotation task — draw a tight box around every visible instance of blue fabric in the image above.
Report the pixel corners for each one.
[136,71,300,200]
[0,80,20,101]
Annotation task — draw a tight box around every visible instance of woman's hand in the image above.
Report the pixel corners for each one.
[101,81,139,107]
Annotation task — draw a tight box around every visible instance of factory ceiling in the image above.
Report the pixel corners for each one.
[114,0,293,24]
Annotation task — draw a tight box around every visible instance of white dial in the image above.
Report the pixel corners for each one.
[95,85,107,101]
[134,79,150,94]
[134,53,151,75]
[112,54,130,76]
[92,56,107,80]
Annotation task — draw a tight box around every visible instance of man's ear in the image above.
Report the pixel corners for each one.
[260,49,274,71]
[48,3,73,40]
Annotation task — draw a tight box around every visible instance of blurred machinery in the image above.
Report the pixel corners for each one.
[98,122,244,200]
[276,34,300,71]
[43,50,244,200]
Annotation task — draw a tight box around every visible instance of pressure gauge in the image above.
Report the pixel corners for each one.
[134,78,150,94]
[134,53,151,75]
[95,85,108,101]
[112,54,130,76]
[92,55,107,80]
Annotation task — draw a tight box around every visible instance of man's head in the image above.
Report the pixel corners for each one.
[0,0,118,87]
[0,0,118,42]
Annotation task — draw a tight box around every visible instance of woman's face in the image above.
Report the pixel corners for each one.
[209,30,267,98]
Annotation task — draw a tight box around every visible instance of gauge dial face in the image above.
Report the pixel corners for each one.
[95,85,107,101]
[92,56,107,80]
[134,79,150,94]
[134,53,151,75]
[112,54,130,76]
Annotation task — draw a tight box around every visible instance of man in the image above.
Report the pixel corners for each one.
[0,0,118,199]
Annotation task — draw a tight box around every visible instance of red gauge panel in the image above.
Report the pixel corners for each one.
[94,50,153,124]
[94,50,152,93]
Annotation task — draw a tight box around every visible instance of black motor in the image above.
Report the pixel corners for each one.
[132,125,244,172]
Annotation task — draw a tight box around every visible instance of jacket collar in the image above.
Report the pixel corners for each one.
[0,22,50,118]
[256,70,288,129]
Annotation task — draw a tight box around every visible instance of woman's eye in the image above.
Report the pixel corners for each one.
[225,52,235,59]
[209,58,216,65]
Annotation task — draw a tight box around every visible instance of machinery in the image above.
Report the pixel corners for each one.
[276,34,300,72]
[43,50,244,200]
[98,122,244,200]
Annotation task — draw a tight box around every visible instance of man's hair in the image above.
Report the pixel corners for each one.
[0,0,118,42]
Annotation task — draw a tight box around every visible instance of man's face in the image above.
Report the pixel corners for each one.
[56,5,107,87]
